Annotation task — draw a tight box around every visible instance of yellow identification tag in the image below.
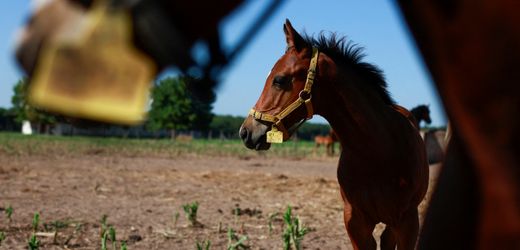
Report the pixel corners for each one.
[29,1,155,124]
[266,127,283,143]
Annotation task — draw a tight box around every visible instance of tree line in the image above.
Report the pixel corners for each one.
[0,77,331,140]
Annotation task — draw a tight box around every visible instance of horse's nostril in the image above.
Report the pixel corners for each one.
[239,127,248,140]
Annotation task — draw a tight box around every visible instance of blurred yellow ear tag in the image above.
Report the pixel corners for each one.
[29,1,155,124]
[266,127,283,143]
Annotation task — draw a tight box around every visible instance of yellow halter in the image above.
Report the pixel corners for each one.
[249,47,319,143]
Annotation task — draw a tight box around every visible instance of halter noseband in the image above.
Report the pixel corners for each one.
[249,47,319,143]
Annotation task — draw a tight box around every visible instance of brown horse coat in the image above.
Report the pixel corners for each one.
[240,20,429,249]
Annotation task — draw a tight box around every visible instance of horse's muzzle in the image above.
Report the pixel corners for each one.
[239,116,271,150]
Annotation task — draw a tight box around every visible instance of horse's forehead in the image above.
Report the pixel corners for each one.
[271,52,304,74]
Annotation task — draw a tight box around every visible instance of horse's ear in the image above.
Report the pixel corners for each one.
[283,19,305,51]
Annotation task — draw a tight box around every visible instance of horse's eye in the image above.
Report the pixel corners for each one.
[273,75,291,89]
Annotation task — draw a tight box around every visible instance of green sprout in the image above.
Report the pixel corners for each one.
[32,212,40,232]
[268,212,279,236]
[182,201,199,226]
[28,234,40,250]
[100,214,108,237]
[196,239,211,250]
[5,205,13,223]
[282,206,308,250]
[227,228,248,250]
[120,241,128,250]
[100,224,118,250]
[0,231,6,246]
[101,231,108,250]
[108,226,116,250]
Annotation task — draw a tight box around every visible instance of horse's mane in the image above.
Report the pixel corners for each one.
[302,33,395,105]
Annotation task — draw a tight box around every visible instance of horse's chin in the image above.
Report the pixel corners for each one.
[243,134,271,151]
[253,137,271,151]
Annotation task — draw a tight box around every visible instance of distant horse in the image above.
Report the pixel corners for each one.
[422,129,447,164]
[176,134,193,142]
[314,129,338,156]
[409,104,446,163]
[410,104,431,129]
[239,20,428,249]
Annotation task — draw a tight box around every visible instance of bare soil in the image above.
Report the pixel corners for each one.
[0,154,440,250]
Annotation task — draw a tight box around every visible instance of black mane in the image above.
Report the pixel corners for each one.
[303,33,395,105]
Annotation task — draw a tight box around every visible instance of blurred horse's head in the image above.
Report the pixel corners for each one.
[15,0,241,76]
[15,0,243,106]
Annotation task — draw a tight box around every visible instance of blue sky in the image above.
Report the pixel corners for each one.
[0,0,446,126]
[0,1,28,106]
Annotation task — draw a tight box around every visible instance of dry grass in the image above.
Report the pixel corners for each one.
[0,132,334,159]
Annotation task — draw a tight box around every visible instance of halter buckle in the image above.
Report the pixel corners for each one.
[299,90,311,100]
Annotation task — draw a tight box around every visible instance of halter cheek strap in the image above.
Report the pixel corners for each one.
[249,47,319,142]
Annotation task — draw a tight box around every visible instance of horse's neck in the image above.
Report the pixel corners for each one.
[316,71,395,154]
[411,108,421,122]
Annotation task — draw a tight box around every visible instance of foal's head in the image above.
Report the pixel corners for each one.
[239,20,317,150]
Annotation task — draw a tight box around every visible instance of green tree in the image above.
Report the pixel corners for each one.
[0,107,18,131]
[11,78,57,133]
[11,78,29,124]
[147,77,213,138]
[209,115,245,139]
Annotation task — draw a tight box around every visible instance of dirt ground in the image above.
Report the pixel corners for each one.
[0,153,440,250]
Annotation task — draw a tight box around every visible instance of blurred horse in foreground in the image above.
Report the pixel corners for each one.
[398,0,520,248]
[15,0,284,107]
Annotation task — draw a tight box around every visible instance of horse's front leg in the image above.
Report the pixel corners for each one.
[395,207,419,250]
[341,190,376,250]
[346,207,377,250]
